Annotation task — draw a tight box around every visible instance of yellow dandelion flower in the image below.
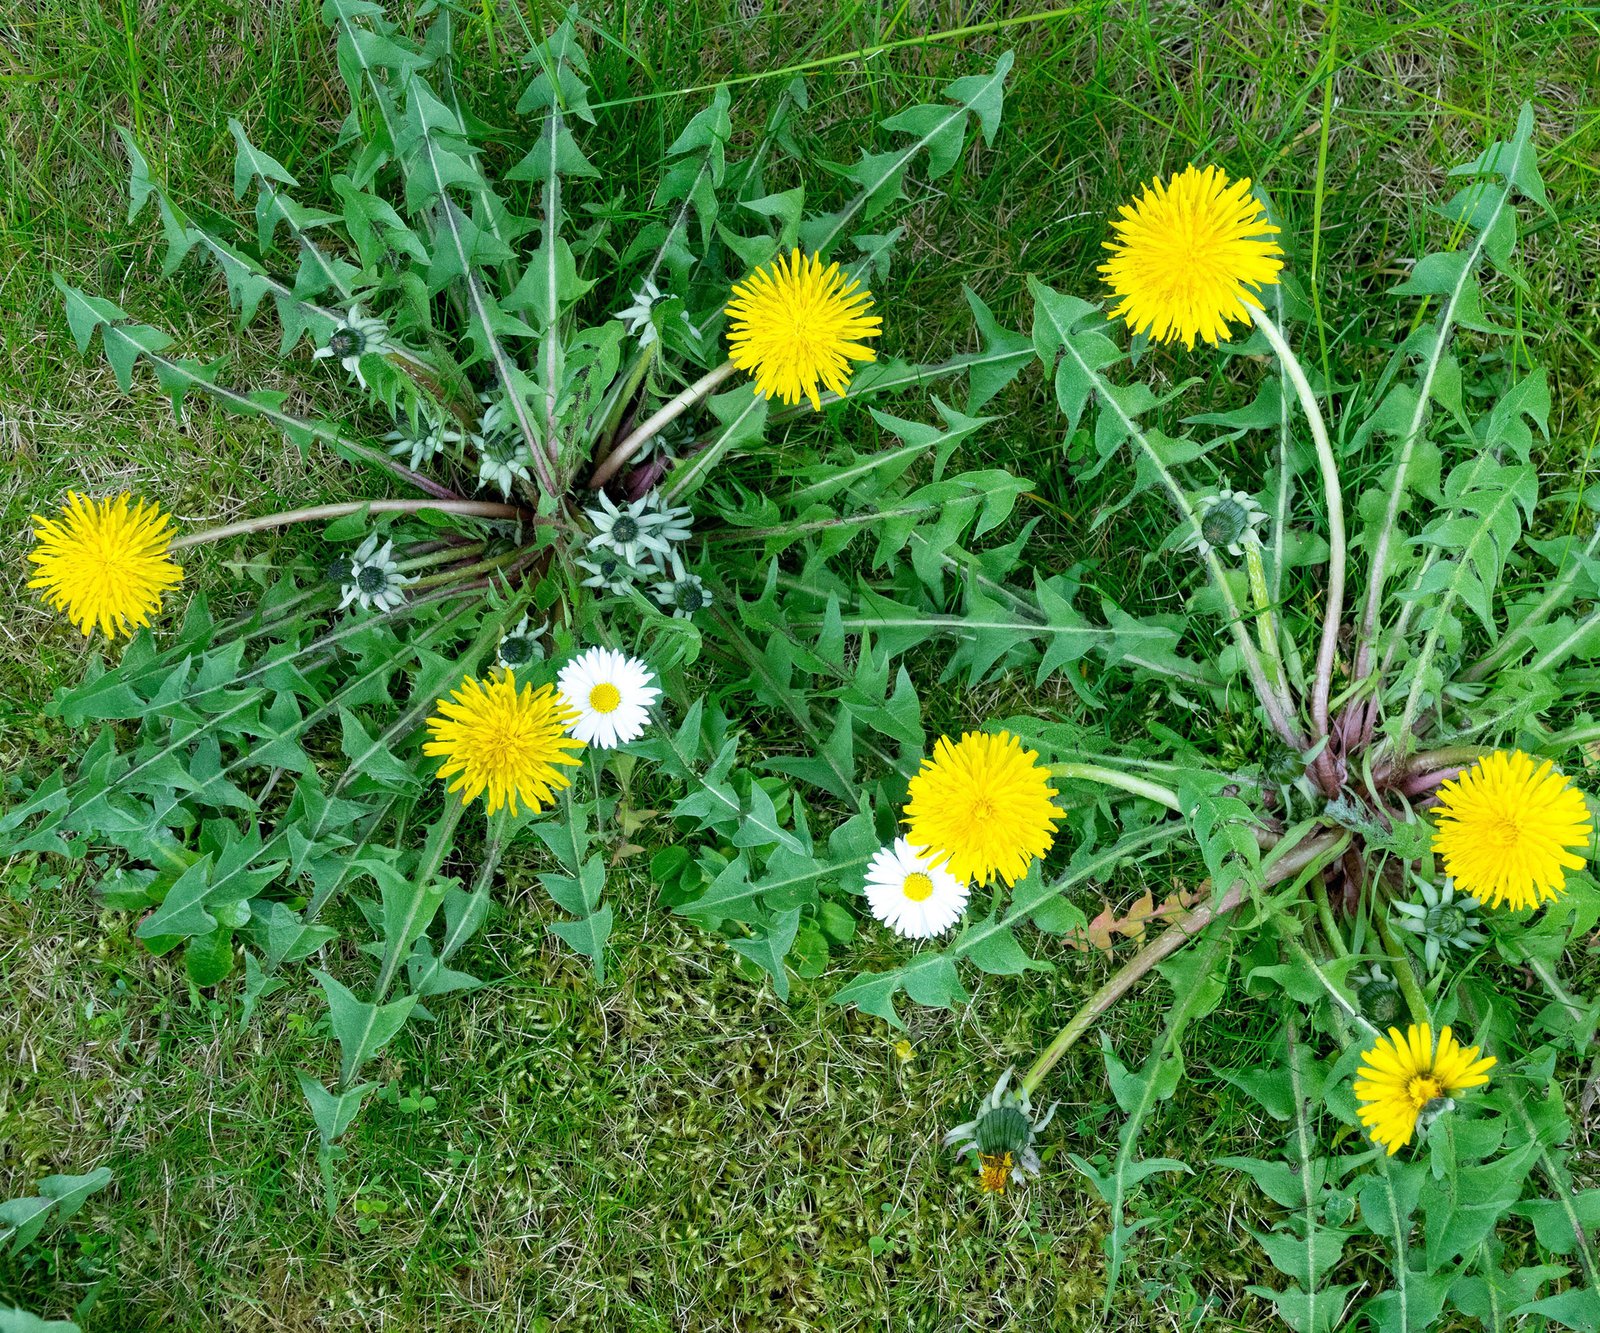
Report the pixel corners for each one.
[1099,164,1284,349]
[904,731,1064,887]
[423,672,584,817]
[1354,1023,1495,1155]
[1430,750,1593,911]
[978,1152,1014,1193]
[724,247,882,410]
[27,492,184,638]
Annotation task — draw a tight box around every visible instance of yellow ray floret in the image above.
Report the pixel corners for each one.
[1099,164,1284,349]
[28,491,184,638]
[1430,750,1593,911]
[423,672,584,817]
[1353,1023,1495,1155]
[725,247,882,410]
[903,730,1064,887]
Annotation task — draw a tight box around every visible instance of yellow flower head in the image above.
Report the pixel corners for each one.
[904,731,1063,887]
[423,672,584,816]
[1354,1023,1495,1155]
[1430,750,1593,911]
[28,492,184,638]
[725,247,882,410]
[1099,164,1284,349]
[978,1151,1014,1193]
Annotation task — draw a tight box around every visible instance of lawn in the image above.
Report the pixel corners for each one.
[2,1,1598,1329]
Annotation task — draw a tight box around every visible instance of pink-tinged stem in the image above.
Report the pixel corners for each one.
[588,361,738,490]
[170,499,536,550]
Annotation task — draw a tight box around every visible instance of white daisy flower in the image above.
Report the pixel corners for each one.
[586,491,670,567]
[651,551,712,619]
[863,837,969,939]
[338,533,414,613]
[313,305,394,389]
[615,279,663,347]
[557,647,661,749]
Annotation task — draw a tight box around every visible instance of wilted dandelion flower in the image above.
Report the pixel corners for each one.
[637,489,694,551]
[338,533,413,613]
[1354,1023,1495,1155]
[477,428,533,499]
[423,672,583,816]
[1392,879,1484,970]
[386,408,461,470]
[1430,751,1593,911]
[576,551,637,597]
[28,492,184,637]
[1352,964,1405,1029]
[615,278,663,347]
[586,491,670,568]
[863,838,970,939]
[945,1069,1057,1193]
[313,305,394,387]
[1099,165,1284,348]
[904,731,1063,887]
[557,647,660,749]
[725,247,882,410]
[652,551,713,619]
[1182,486,1268,559]
[496,615,547,671]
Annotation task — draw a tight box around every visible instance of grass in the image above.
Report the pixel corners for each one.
[3,0,1599,1328]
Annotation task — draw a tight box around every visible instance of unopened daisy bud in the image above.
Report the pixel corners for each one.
[944,1069,1057,1194]
[615,278,663,348]
[386,407,461,470]
[636,489,694,550]
[477,432,533,499]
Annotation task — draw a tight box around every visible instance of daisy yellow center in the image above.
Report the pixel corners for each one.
[904,731,1064,887]
[1430,750,1593,911]
[27,492,184,638]
[901,872,934,903]
[423,674,584,817]
[589,682,622,714]
[1098,164,1284,349]
[725,247,883,411]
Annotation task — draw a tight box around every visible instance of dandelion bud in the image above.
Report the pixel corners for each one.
[1354,965,1403,1028]
[1183,486,1268,559]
